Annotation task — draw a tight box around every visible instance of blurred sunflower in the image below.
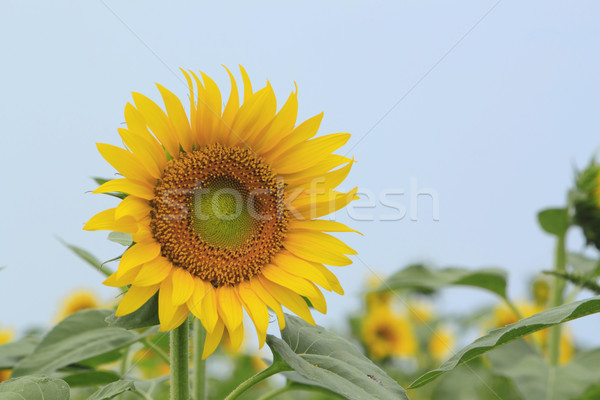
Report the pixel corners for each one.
[0,327,14,382]
[365,274,391,310]
[428,326,455,362]
[362,308,417,360]
[85,67,358,358]
[56,289,103,321]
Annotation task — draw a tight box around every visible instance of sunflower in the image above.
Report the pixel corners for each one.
[0,327,14,382]
[428,326,455,361]
[361,307,417,360]
[56,289,103,321]
[84,66,358,358]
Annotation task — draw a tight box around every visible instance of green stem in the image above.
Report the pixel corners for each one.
[193,318,207,400]
[170,318,190,400]
[142,338,170,366]
[548,234,567,365]
[224,359,290,400]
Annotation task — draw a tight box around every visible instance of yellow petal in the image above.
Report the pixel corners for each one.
[198,71,223,145]
[115,195,150,221]
[201,287,219,333]
[249,277,285,330]
[301,160,355,194]
[230,84,276,146]
[117,241,161,278]
[124,103,167,168]
[290,187,358,220]
[238,281,269,348]
[271,251,333,292]
[132,92,180,157]
[103,266,142,288]
[187,278,212,329]
[93,179,155,201]
[239,65,253,103]
[96,143,156,186]
[262,264,322,299]
[202,319,224,359]
[220,66,240,145]
[116,284,159,316]
[158,273,180,328]
[83,208,138,233]
[156,83,193,152]
[217,286,243,332]
[226,323,244,352]
[289,219,361,235]
[133,257,172,286]
[171,267,195,306]
[118,128,163,179]
[303,282,327,314]
[258,276,315,326]
[255,89,298,154]
[270,133,350,175]
[264,112,322,161]
[283,155,352,189]
[159,304,190,332]
[284,232,354,267]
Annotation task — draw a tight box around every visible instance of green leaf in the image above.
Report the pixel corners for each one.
[62,370,120,388]
[488,340,600,400]
[87,380,136,400]
[58,238,112,277]
[0,337,40,369]
[267,314,409,400]
[410,295,600,388]
[107,232,133,247]
[105,293,159,329]
[375,264,507,298]
[567,252,600,277]
[538,208,569,237]
[0,376,70,400]
[12,310,143,377]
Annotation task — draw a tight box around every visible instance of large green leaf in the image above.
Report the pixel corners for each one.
[266,315,409,400]
[0,337,40,369]
[105,293,159,329]
[0,376,70,400]
[12,310,143,377]
[538,208,569,237]
[375,264,507,298]
[488,340,600,400]
[62,370,120,388]
[87,380,136,400]
[410,295,600,388]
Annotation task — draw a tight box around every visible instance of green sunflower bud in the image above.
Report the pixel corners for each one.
[572,161,600,250]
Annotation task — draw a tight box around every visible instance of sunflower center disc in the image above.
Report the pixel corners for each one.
[149,144,289,287]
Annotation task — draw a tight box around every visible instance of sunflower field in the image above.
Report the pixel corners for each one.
[1,63,600,400]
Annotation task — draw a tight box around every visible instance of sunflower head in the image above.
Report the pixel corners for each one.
[572,161,600,250]
[56,289,103,321]
[361,307,417,360]
[428,326,455,361]
[84,66,358,358]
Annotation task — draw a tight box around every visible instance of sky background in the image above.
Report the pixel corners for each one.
[1,1,599,345]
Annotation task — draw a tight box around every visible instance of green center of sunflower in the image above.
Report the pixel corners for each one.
[190,177,256,249]
[149,144,289,287]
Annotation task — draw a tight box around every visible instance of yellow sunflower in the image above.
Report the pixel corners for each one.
[428,326,455,361]
[84,66,358,358]
[0,327,14,382]
[361,307,417,360]
[56,289,103,321]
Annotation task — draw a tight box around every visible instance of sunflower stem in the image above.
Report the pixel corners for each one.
[224,357,290,400]
[170,318,190,400]
[193,318,207,400]
[549,234,567,366]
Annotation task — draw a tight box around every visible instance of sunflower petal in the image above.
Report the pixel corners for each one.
[255,89,298,154]
[238,281,269,348]
[239,65,253,103]
[284,232,354,267]
[271,251,333,292]
[133,257,172,286]
[202,319,224,359]
[226,323,244,352]
[103,266,142,288]
[258,276,315,326]
[84,208,138,233]
[262,264,321,299]
[115,195,150,221]
[289,219,361,235]
[117,241,161,278]
[220,66,240,144]
[249,277,285,330]
[116,284,159,316]
[270,133,350,175]
[187,278,212,328]
[264,112,322,161]
[132,92,180,157]
[201,287,219,333]
[118,128,163,179]
[230,84,277,146]
[217,286,243,332]
[93,179,155,200]
[171,268,195,306]
[96,143,156,186]
[290,187,359,220]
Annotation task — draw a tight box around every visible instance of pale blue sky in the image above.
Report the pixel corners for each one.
[1,1,599,344]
